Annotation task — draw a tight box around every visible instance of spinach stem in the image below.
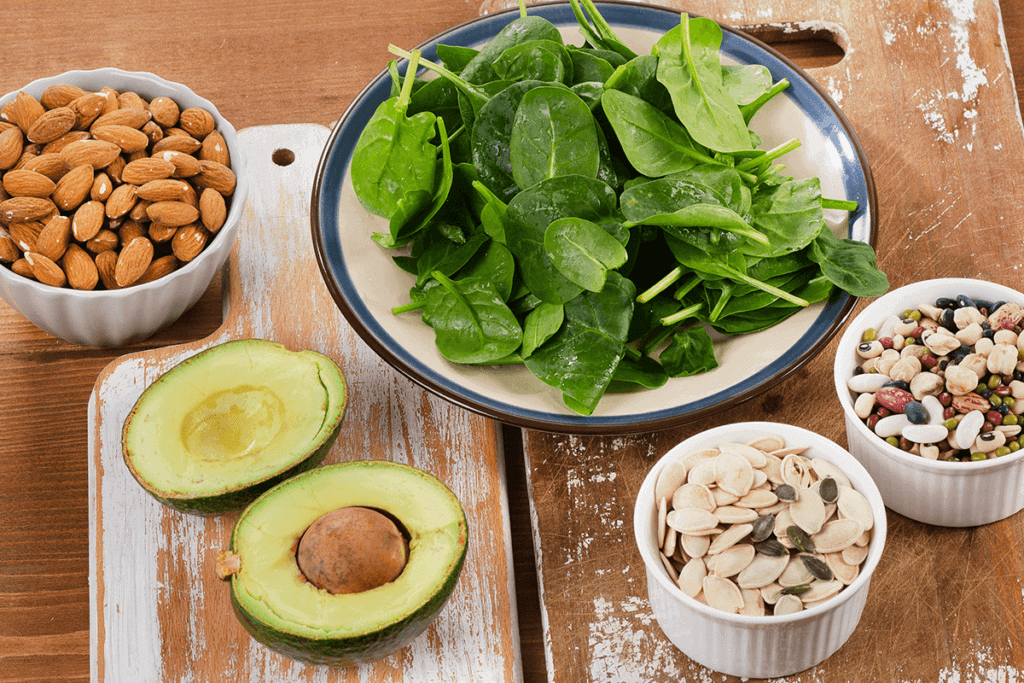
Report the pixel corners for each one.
[392,301,425,314]
[396,49,421,111]
[724,266,809,306]
[661,303,703,326]
[623,345,642,360]
[518,0,527,18]
[740,78,790,123]
[821,197,859,212]
[673,273,701,300]
[637,266,683,303]
[389,44,490,110]
[642,323,679,354]
[736,138,801,172]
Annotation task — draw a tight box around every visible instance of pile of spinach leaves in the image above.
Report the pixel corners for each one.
[349,0,888,416]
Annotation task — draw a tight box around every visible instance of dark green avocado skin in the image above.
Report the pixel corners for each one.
[141,427,341,515]
[230,538,468,665]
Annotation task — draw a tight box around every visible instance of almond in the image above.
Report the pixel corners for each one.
[68,93,107,130]
[3,169,56,198]
[118,91,148,110]
[147,221,178,243]
[178,107,215,139]
[135,254,179,285]
[192,160,235,196]
[41,130,91,155]
[128,198,151,223]
[51,164,94,212]
[26,107,77,144]
[199,187,227,233]
[137,178,192,202]
[106,154,126,183]
[60,139,122,170]
[91,125,149,153]
[95,249,118,289]
[198,130,230,167]
[40,84,87,110]
[121,157,174,185]
[0,197,56,224]
[11,150,37,172]
[91,108,152,131]
[171,222,209,262]
[0,235,19,262]
[152,134,201,155]
[7,221,43,252]
[0,126,24,170]
[4,92,45,134]
[119,218,148,244]
[91,172,113,201]
[147,200,199,227]
[141,121,163,145]
[22,152,66,181]
[25,251,66,287]
[34,215,72,261]
[105,183,138,219]
[114,236,153,287]
[11,257,34,279]
[152,149,201,178]
[59,242,99,290]
[72,200,105,241]
[85,228,118,253]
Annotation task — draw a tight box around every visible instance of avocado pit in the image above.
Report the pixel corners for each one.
[296,506,408,594]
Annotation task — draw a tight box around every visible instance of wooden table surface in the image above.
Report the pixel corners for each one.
[3,1,1024,682]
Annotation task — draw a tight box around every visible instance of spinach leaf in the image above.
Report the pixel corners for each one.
[422,272,523,363]
[744,178,828,257]
[524,272,635,414]
[608,354,669,391]
[494,39,573,84]
[721,64,773,105]
[808,228,889,297]
[600,89,709,177]
[436,44,479,73]
[510,86,601,190]
[504,174,618,304]
[544,216,628,292]
[568,0,638,61]
[460,14,564,84]
[521,301,565,357]
[351,50,438,220]
[458,238,516,301]
[660,325,719,377]
[567,46,618,84]
[604,54,673,112]
[655,15,752,153]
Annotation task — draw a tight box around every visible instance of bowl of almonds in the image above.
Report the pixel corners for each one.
[0,68,245,347]
[633,422,886,679]
[835,278,1024,527]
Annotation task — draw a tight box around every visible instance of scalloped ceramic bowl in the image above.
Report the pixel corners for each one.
[634,422,887,679]
[0,68,247,347]
[834,278,1024,527]
[312,1,878,434]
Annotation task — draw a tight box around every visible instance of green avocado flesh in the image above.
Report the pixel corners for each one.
[227,460,468,665]
[122,338,347,514]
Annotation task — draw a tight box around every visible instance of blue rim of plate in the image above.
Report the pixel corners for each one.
[311,0,878,434]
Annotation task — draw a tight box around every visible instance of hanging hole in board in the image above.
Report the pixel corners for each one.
[272,149,295,166]
[740,23,846,69]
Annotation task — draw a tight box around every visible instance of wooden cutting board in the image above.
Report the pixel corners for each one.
[478,0,1024,681]
[87,124,521,683]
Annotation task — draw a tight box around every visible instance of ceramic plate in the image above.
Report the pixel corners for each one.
[312,1,877,433]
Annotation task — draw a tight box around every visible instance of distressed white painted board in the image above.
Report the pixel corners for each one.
[87,124,521,683]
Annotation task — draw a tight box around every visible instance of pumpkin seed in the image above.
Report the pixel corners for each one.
[680,533,711,559]
[715,505,758,525]
[810,458,852,489]
[708,523,753,554]
[819,476,839,504]
[825,552,860,585]
[713,543,756,578]
[811,519,864,554]
[773,594,804,615]
[666,507,719,534]
[655,460,688,508]
[770,445,810,458]
[719,442,768,468]
[760,582,784,605]
[658,495,668,548]
[775,483,798,502]
[659,552,679,582]
[676,557,706,598]
[710,486,740,506]
[787,525,816,554]
[837,485,874,531]
[753,538,789,556]
[747,435,786,453]
[737,552,789,588]
[735,489,779,509]
[801,555,834,581]
[673,482,716,512]
[750,514,775,542]
[778,554,814,587]
[703,575,744,613]
[679,447,720,472]
[790,487,826,535]
[762,453,785,485]
[780,583,811,595]
[663,525,677,558]
[841,544,870,566]
[739,588,765,616]
[714,450,754,496]
[800,579,843,603]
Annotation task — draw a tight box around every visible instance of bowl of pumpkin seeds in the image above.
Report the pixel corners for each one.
[634,421,886,679]
[834,277,1024,527]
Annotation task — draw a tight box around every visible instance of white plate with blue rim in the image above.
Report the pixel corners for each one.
[312,0,877,434]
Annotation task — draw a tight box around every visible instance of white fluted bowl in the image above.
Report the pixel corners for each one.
[834,278,1024,527]
[0,68,247,347]
[634,422,887,679]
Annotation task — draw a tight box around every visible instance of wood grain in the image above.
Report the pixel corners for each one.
[89,124,519,682]
[510,0,1024,681]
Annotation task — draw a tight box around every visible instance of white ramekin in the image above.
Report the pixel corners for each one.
[834,278,1024,527]
[0,68,247,347]
[633,421,887,679]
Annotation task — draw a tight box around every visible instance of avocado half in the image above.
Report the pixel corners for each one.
[122,338,347,514]
[218,461,468,665]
